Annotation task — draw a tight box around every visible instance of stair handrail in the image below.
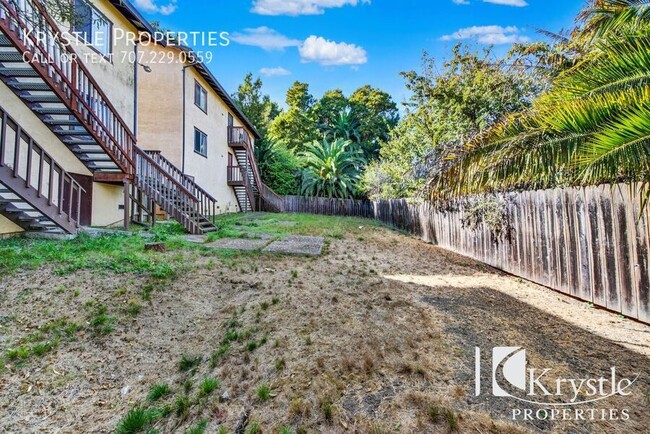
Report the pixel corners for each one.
[0,0,136,174]
[259,182,284,212]
[145,150,218,217]
[133,146,207,233]
[133,147,198,200]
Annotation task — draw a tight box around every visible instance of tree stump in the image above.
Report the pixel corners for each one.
[144,242,166,253]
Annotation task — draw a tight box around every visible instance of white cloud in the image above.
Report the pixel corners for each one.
[299,35,367,66]
[134,0,177,15]
[452,0,528,6]
[441,25,530,44]
[260,67,291,77]
[230,27,301,51]
[483,0,528,6]
[251,0,370,16]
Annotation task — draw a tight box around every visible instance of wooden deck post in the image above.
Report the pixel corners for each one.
[123,179,130,231]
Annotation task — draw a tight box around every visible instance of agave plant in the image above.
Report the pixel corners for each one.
[430,0,650,200]
[299,138,366,199]
[323,108,362,143]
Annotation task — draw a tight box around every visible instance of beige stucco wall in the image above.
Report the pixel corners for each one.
[138,44,258,214]
[137,44,184,167]
[0,215,23,235]
[92,182,124,227]
[183,68,241,214]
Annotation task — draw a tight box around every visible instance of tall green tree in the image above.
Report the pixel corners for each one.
[429,0,650,200]
[349,85,399,158]
[269,81,320,151]
[232,73,280,137]
[363,47,539,199]
[313,89,349,127]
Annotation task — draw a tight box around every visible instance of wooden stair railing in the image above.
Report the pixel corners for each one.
[0,0,135,175]
[145,150,218,218]
[133,146,217,234]
[0,105,84,234]
[227,126,284,213]
[259,182,284,212]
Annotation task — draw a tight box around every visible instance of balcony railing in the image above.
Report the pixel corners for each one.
[226,165,245,186]
[0,105,84,231]
[227,126,252,148]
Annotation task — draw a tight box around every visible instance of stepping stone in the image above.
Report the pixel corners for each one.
[242,232,275,240]
[184,235,207,244]
[275,221,297,227]
[206,238,270,251]
[263,236,324,257]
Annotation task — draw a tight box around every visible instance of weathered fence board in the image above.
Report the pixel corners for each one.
[280,183,650,324]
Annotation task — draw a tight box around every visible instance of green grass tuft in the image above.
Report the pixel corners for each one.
[90,305,117,335]
[200,377,220,395]
[256,384,271,402]
[147,384,171,402]
[115,407,158,434]
[178,354,202,373]
[184,419,208,434]
[245,422,262,434]
[174,395,191,418]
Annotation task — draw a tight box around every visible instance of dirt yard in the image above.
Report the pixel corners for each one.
[0,213,648,434]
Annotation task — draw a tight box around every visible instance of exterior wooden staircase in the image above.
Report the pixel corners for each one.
[133,150,218,234]
[0,0,134,178]
[0,0,218,235]
[0,105,84,234]
[227,126,284,213]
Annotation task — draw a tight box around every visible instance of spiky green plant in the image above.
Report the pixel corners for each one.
[299,138,366,199]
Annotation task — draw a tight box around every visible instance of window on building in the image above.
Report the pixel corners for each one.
[72,0,113,57]
[194,82,208,113]
[194,128,208,157]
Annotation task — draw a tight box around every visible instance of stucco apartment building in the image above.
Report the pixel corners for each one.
[0,0,274,237]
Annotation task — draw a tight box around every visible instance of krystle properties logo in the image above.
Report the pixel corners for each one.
[474,347,639,421]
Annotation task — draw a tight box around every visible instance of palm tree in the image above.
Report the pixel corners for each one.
[299,139,366,199]
[323,108,362,143]
[429,0,650,200]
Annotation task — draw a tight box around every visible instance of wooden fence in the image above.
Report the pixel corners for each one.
[281,184,650,324]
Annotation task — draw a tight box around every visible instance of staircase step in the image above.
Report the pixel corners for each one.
[70,145,106,154]
[34,107,71,116]
[0,197,24,204]
[54,129,91,136]
[2,205,23,213]
[0,52,25,62]
[79,155,113,162]
[44,119,82,127]
[0,67,39,77]
[63,137,97,146]
[23,94,61,103]
[8,81,52,92]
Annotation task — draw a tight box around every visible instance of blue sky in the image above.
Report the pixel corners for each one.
[134,0,584,107]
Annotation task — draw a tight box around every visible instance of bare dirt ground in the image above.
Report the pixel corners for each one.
[0,215,648,433]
